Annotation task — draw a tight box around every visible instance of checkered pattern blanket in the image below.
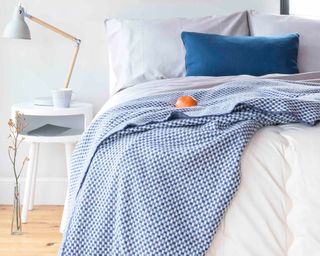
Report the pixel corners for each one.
[60,80,320,256]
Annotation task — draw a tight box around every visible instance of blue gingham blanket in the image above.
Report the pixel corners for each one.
[60,80,320,256]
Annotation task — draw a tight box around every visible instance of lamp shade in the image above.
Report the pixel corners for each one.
[2,6,31,40]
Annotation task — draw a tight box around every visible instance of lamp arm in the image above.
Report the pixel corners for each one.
[25,13,81,89]
[25,13,79,42]
[64,43,80,89]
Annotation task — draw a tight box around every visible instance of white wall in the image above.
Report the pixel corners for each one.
[0,0,280,204]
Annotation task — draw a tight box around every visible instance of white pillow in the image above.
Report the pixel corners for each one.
[105,11,249,95]
[249,10,320,73]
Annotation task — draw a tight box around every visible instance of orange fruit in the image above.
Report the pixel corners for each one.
[175,96,198,108]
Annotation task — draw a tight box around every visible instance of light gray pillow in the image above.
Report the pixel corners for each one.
[249,10,320,73]
[105,11,249,95]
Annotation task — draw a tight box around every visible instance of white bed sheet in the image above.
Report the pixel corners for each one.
[208,123,320,256]
[97,73,320,256]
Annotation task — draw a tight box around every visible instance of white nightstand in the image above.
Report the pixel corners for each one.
[11,102,93,226]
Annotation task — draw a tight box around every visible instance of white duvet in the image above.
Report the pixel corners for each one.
[97,73,320,256]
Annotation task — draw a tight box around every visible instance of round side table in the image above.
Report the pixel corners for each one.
[11,102,93,229]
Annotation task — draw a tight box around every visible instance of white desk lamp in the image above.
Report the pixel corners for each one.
[2,4,81,107]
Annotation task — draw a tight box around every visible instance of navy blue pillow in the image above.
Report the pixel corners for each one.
[181,32,299,77]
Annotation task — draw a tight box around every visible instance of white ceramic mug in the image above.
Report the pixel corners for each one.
[52,89,73,108]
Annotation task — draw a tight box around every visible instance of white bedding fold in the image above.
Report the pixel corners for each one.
[98,72,320,119]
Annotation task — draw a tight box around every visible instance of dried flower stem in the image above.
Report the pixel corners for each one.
[8,112,29,187]
[8,112,28,234]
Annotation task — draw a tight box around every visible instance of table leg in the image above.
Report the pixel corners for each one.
[60,142,75,233]
[22,142,37,223]
[28,143,40,210]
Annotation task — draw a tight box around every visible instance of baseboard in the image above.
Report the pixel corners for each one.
[0,177,67,205]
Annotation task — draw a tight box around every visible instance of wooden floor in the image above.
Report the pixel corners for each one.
[0,205,63,256]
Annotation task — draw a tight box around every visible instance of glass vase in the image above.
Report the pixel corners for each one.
[11,184,22,235]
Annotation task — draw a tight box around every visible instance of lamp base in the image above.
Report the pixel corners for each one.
[33,96,53,106]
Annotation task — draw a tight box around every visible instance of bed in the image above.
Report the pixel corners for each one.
[60,11,320,256]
